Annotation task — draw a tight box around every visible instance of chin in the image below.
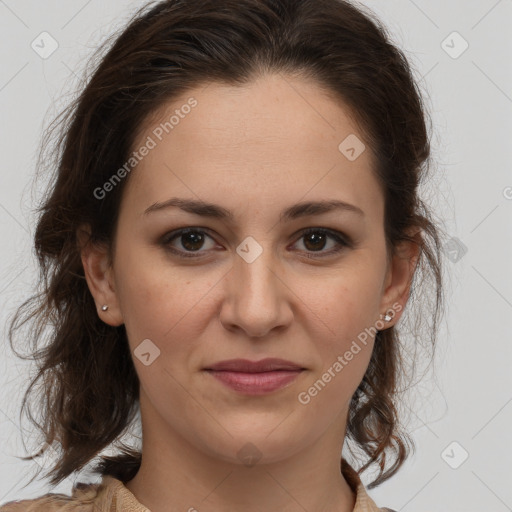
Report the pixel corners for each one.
[194,422,316,467]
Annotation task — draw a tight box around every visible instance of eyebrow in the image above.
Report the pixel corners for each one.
[143,197,364,222]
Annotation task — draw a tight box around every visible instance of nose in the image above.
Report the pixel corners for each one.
[218,246,293,339]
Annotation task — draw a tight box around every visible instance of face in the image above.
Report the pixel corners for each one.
[83,72,412,466]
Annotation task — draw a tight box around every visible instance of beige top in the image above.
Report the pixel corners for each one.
[0,462,390,511]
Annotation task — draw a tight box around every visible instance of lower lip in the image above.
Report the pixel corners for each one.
[205,370,303,395]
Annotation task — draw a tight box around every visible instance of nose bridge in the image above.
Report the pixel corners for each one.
[234,235,280,307]
[220,234,290,337]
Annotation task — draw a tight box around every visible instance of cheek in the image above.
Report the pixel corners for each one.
[309,264,384,343]
[297,280,378,413]
[114,247,217,360]
[114,248,178,340]
[299,264,385,403]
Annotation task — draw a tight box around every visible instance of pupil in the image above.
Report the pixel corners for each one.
[304,232,325,251]
[182,232,204,251]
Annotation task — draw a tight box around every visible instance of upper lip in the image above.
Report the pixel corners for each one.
[204,358,304,373]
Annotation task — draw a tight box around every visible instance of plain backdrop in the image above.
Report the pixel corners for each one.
[0,1,511,511]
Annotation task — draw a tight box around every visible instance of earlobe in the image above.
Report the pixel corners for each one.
[77,224,124,327]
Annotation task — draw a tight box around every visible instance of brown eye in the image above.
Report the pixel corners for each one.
[161,226,352,260]
[302,231,328,251]
[293,228,351,258]
[162,228,217,258]
[179,231,207,251]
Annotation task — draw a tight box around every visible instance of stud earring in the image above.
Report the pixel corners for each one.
[101,305,109,311]
[383,313,392,322]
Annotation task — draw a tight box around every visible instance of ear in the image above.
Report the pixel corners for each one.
[378,228,422,328]
[77,224,124,327]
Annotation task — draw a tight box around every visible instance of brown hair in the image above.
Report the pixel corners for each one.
[9,0,445,490]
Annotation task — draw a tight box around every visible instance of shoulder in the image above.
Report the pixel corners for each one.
[340,459,396,512]
[0,479,106,511]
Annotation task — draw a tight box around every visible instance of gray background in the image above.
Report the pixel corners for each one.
[1,1,511,511]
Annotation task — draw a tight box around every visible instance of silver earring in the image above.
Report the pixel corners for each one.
[383,313,392,322]
[101,305,109,311]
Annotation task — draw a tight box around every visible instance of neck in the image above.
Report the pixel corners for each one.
[124,397,357,512]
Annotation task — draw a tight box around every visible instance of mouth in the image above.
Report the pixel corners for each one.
[203,358,306,395]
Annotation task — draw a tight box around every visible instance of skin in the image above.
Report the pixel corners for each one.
[79,72,419,512]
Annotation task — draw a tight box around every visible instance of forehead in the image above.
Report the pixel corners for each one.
[122,73,383,222]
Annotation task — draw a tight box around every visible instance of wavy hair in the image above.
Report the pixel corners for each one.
[8,0,445,490]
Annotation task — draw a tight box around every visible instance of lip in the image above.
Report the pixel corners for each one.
[203,358,305,395]
[204,358,304,372]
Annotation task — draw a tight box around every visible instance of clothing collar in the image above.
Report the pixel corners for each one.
[89,459,382,511]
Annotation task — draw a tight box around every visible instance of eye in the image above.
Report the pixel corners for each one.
[161,228,218,258]
[291,227,351,258]
[160,227,352,259]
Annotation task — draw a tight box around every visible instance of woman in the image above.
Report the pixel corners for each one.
[1,0,444,510]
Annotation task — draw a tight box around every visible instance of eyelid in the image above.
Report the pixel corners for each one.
[297,227,353,247]
[160,226,352,259]
[292,227,352,259]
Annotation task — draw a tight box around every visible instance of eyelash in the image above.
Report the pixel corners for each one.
[160,227,352,259]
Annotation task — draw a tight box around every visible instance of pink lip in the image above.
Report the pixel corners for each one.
[204,358,305,395]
